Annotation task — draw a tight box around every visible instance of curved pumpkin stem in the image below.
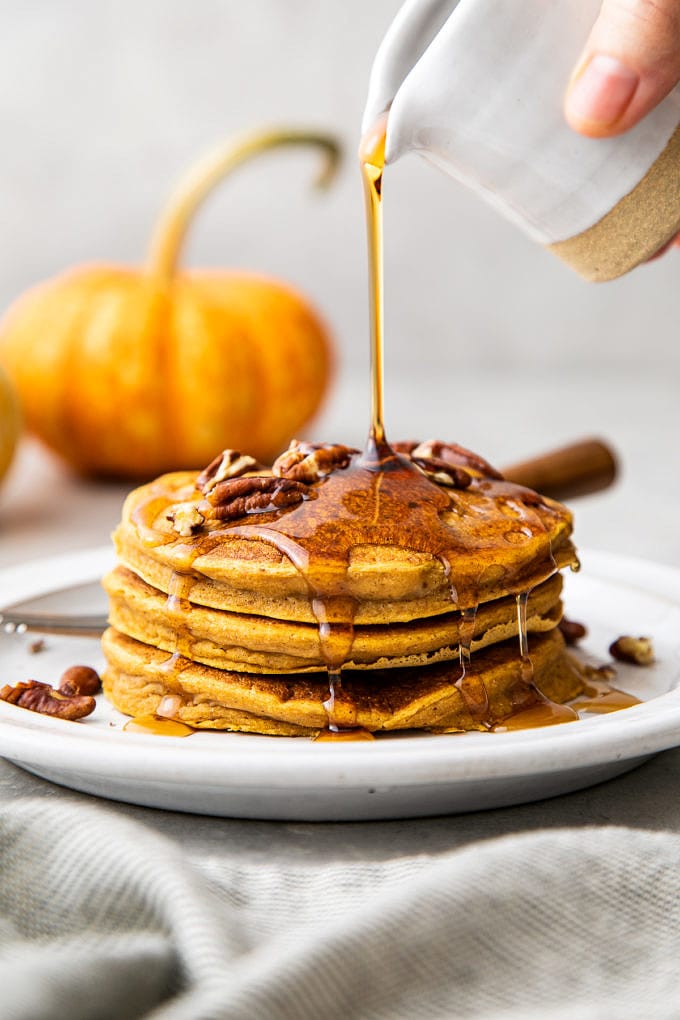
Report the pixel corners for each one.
[145,128,341,280]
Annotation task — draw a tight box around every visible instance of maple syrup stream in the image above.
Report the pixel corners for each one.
[359,113,388,446]
[354,114,573,734]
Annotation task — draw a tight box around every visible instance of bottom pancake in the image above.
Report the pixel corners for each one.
[102,626,585,736]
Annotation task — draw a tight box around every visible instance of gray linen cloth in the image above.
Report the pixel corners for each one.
[1,798,679,1020]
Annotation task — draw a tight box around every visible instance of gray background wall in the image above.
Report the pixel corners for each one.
[0,0,676,417]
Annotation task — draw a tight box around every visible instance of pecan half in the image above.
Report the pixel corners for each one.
[59,665,102,697]
[409,454,472,490]
[510,488,545,507]
[392,441,419,455]
[273,440,359,484]
[0,680,95,720]
[410,440,503,480]
[197,449,261,495]
[609,635,655,666]
[166,502,206,537]
[206,475,311,521]
[558,617,588,645]
[583,663,617,682]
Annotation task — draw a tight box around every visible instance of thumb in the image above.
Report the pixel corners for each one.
[564,0,680,137]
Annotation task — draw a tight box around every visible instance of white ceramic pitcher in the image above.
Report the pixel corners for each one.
[363,0,680,281]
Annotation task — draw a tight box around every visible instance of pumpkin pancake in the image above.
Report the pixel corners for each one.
[102,440,585,736]
[112,443,577,623]
[102,627,584,735]
[104,565,564,673]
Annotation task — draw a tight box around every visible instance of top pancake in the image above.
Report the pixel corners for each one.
[112,441,577,625]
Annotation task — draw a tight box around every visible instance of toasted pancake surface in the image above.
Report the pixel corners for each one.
[113,454,577,621]
[104,565,563,673]
[102,627,584,735]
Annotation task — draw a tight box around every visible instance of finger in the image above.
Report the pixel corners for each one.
[565,0,680,138]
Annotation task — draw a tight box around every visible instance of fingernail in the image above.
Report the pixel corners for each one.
[566,54,639,127]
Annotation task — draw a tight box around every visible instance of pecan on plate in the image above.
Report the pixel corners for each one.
[558,617,588,645]
[206,475,311,521]
[59,665,102,697]
[273,440,359,484]
[583,663,617,682]
[0,680,95,720]
[609,635,655,666]
[197,449,261,496]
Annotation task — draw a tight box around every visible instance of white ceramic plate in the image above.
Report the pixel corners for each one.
[1,546,680,821]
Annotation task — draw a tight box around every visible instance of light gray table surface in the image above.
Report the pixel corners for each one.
[1,368,678,860]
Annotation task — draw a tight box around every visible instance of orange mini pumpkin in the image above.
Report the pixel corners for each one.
[0,363,20,486]
[0,129,338,478]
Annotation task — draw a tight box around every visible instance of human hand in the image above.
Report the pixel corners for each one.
[565,0,680,137]
[564,0,680,253]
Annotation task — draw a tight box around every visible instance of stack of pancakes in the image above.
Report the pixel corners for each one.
[102,439,585,735]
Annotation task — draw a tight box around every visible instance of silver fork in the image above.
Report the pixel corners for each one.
[0,581,108,636]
